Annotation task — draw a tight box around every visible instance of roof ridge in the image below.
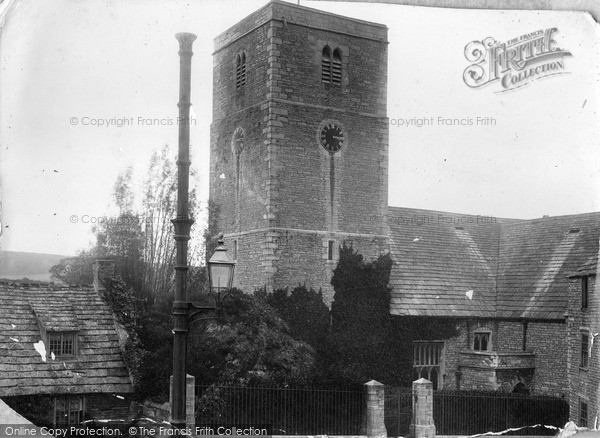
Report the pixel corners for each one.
[0,280,94,290]
[388,205,600,224]
[387,205,522,222]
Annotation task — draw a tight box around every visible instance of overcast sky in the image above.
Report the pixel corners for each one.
[1,0,599,256]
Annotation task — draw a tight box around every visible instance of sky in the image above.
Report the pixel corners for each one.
[0,0,599,257]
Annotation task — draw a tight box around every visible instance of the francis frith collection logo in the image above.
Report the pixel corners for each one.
[463,28,572,92]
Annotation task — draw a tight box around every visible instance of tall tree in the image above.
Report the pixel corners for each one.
[113,165,135,214]
[94,164,145,299]
[328,244,457,386]
[328,243,396,384]
[49,248,97,285]
[141,146,178,304]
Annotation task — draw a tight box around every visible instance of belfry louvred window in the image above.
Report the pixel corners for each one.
[236,52,246,89]
[322,46,342,85]
[332,49,342,84]
[321,46,332,83]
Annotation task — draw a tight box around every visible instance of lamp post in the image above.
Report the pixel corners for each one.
[171,31,236,431]
[171,31,196,431]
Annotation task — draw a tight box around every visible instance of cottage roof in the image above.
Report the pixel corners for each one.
[0,281,133,396]
[388,207,599,320]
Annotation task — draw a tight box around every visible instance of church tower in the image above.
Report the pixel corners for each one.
[209,0,389,303]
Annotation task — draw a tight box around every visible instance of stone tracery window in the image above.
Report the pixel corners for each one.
[413,341,444,389]
[473,331,491,351]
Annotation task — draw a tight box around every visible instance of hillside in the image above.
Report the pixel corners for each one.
[0,251,67,281]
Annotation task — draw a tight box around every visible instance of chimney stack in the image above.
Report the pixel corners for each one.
[92,259,116,296]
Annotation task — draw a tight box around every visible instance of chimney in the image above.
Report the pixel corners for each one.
[92,259,116,296]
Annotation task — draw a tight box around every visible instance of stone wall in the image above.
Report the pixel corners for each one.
[567,274,599,425]
[528,321,567,397]
[429,318,566,396]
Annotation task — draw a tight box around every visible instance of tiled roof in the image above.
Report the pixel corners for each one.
[388,207,599,320]
[568,253,598,278]
[0,281,133,396]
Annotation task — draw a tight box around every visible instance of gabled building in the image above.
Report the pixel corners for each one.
[0,261,133,426]
[388,206,599,397]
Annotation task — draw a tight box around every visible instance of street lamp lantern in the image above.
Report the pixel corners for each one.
[208,234,235,294]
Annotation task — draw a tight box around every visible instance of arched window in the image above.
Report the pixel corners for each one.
[321,46,342,85]
[332,48,342,84]
[236,52,246,89]
[321,46,332,83]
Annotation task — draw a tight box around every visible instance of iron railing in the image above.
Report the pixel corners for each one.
[195,384,364,435]
[385,387,569,437]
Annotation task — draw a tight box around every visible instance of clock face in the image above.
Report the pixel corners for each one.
[320,123,344,153]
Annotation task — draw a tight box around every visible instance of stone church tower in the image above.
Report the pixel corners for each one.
[209,0,389,303]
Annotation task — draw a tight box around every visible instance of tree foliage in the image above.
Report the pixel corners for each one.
[50,248,97,285]
[326,244,396,384]
[263,285,330,358]
[136,289,315,402]
[52,144,206,307]
[326,243,458,386]
[203,199,221,263]
[189,289,315,387]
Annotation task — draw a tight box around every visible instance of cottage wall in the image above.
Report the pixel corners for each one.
[432,318,566,396]
[567,275,599,425]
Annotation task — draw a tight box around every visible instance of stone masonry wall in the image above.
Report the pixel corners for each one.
[428,318,565,396]
[528,321,567,397]
[441,319,467,390]
[496,321,523,353]
[260,5,389,295]
[273,233,388,305]
[567,274,599,424]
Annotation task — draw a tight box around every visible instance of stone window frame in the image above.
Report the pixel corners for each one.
[315,41,349,90]
[325,239,338,263]
[54,395,85,427]
[235,51,247,89]
[413,341,445,390]
[582,276,589,310]
[579,398,589,427]
[472,330,492,352]
[327,240,335,261]
[580,329,590,369]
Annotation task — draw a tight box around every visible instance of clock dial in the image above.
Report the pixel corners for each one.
[320,123,344,153]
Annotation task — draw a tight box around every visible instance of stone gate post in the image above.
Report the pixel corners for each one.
[170,374,196,432]
[361,380,387,437]
[409,378,436,438]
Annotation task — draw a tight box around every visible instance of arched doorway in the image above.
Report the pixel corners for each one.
[512,381,529,395]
